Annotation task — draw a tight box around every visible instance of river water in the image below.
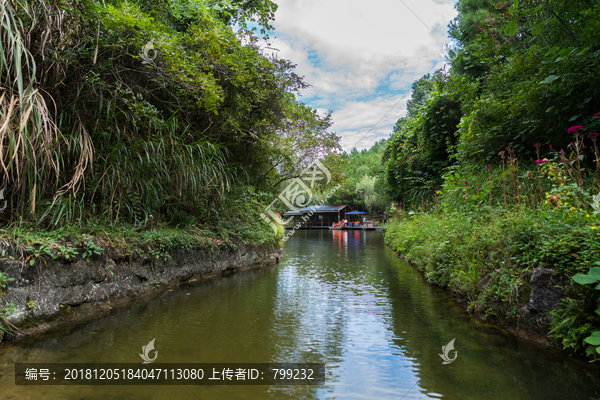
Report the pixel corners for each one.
[0,230,599,399]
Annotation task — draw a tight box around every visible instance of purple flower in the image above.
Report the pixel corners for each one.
[534,142,541,148]
[567,125,584,134]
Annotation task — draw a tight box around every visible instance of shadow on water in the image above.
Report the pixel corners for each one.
[0,229,598,399]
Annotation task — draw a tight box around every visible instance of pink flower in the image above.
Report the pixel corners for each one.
[534,142,541,148]
[567,125,584,134]
[589,132,599,142]
[549,144,554,151]
[593,112,600,120]
[535,159,547,164]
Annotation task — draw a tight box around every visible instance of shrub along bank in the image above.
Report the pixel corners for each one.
[385,139,600,360]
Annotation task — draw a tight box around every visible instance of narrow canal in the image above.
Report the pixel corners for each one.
[1,230,599,399]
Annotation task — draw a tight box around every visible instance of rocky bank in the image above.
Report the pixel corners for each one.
[0,241,281,342]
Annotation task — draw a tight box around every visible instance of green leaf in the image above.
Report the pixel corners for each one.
[589,267,600,280]
[29,259,35,266]
[584,331,600,346]
[540,75,560,84]
[508,20,518,36]
[572,274,598,284]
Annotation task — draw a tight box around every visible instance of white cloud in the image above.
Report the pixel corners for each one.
[331,94,409,151]
[269,0,458,151]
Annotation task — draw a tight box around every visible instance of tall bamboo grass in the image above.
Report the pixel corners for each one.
[1,0,235,227]
[0,0,91,219]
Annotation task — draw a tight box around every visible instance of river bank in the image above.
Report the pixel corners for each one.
[0,227,281,343]
[383,210,600,358]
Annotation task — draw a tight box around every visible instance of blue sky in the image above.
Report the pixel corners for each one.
[268,0,459,152]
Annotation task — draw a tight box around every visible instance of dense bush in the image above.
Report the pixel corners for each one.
[0,0,341,233]
[385,129,600,358]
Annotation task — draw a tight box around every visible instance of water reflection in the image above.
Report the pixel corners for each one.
[0,230,598,399]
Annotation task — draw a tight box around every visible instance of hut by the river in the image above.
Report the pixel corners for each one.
[282,205,351,228]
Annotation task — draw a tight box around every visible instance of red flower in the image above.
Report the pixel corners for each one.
[567,125,584,134]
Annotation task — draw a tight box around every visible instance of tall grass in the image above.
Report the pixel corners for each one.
[0,0,236,227]
[0,0,91,219]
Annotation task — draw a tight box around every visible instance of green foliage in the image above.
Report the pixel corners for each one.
[328,139,388,213]
[382,0,600,357]
[0,0,340,247]
[384,211,529,316]
[0,271,15,333]
[384,72,462,205]
[0,272,14,297]
[386,0,600,207]
[56,245,79,263]
[24,245,53,266]
[385,144,600,357]
[570,266,600,359]
[80,240,104,261]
